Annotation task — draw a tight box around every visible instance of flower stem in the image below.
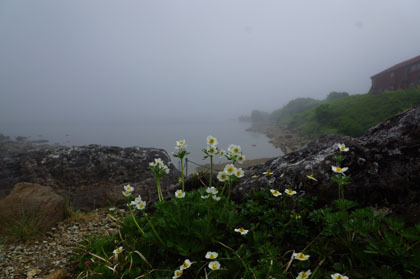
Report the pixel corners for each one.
[129,207,144,235]
[144,213,164,245]
[180,158,185,191]
[209,156,213,187]
[156,179,163,201]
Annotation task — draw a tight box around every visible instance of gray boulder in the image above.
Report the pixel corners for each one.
[0,145,179,209]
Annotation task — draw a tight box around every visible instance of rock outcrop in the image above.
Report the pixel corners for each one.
[235,105,420,223]
[0,144,179,210]
[0,183,65,232]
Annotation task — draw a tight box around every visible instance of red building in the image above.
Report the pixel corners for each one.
[369,55,420,93]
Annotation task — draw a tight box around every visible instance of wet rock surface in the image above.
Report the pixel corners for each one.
[0,143,179,210]
[235,105,420,223]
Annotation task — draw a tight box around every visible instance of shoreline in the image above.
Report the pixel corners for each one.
[246,123,311,154]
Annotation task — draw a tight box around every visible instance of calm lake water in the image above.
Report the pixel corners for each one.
[1,119,283,170]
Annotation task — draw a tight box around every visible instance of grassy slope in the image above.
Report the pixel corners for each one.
[286,88,420,138]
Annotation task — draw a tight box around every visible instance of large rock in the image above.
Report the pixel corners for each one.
[235,105,420,223]
[0,145,180,209]
[0,183,65,232]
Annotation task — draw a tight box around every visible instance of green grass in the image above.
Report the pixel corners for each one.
[1,211,43,243]
[275,87,420,138]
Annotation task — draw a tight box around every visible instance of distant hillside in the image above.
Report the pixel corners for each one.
[286,88,420,138]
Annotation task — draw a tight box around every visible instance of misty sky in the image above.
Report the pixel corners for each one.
[1,0,420,125]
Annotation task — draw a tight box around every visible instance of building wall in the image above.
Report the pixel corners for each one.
[370,60,420,93]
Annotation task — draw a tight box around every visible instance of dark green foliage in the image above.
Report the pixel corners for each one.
[75,187,420,279]
[270,98,322,126]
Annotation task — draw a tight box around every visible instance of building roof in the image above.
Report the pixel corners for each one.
[371,54,420,79]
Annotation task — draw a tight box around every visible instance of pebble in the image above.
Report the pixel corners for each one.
[0,208,118,279]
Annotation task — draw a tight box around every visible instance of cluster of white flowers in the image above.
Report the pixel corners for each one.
[172,259,193,278]
[122,184,147,210]
[200,186,220,201]
[205,251,221,271]
[332,143,349,175]
[176,139,187,150]
[202,135,219,157]
[149,158,170,174]
[122,184,134,197]
[217,163,245,182]
[226,144,245,163]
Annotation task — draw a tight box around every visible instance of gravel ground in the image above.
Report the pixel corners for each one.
[0,208,119,279]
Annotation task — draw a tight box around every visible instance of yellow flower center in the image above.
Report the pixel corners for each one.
[337,276,342,279]
[341,146,346,150]
[336,167,342,171]
[183,263,188,268]
[176,271,182,276]
[209,254,215,259]
[209,139,214,144]
[233,148,239,153]
[228,167,234,173]
[302,273,308,279]
[177,193,182,197]
[297,253,306,259]
[273,190,279,195]
[212,264,218,269]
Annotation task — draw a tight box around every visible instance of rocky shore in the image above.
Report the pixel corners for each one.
[1,105,420,278]
[246,124,311,154]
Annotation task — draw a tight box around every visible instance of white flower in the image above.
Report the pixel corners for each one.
[330,273,349,279]
[207,146,217,156]
[134,195,142,203]
[180,259,192,270]
[231,145,241,155]
[124,184,134,193]
[306,175,318,181]
[201,195,210,199]
[224,164,236,176]
[234,227,249,235]
[293,252,310,261]
[175,189,185,199]
[108,207,115,211]
[235,168,244,178]
[130,200,137,206]
[149,161,157,167]
[136,200,146,210]
[173,269,183,278]
[155,158,164,165]
[331,166,348,175]
[164,167,170,174]
[122,191,131,197]
[237,154,245,164]
[212,195,221,201]
[263,170,273,176]
[219,149,226,157]
[337,143,349,152]
[208,261,221,270]
[296,269,312,279]
[205,251,218,259]
[228,144,235,152]
[284,189,297,196]
[176,139,186,147]
[270,189,282,197]
[207,135,218,146]
[206,186,218,195]
[217,171,228,182]
[113,246,123,255]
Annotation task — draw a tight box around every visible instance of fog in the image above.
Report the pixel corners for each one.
[1,0,420,126]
